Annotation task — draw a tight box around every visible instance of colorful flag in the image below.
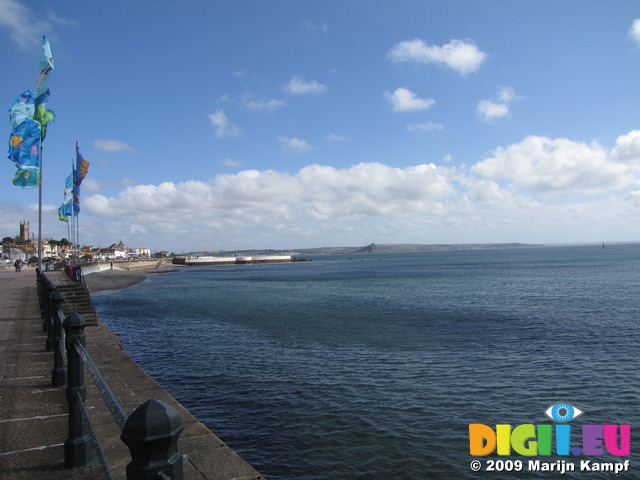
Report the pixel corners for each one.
[63,174,73,203]
[13,169,40,189]
[58,200,78,222]
[33,104,55,140]
[8,117,41,171]
[7,37,55,188]
[35,36,54,107]
[9,91,35,129]
[75,142,90,186]
[58,206,67,222]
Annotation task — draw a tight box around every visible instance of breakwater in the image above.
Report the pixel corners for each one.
[173,255,307,266]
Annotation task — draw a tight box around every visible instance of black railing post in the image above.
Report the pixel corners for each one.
[36,268,43,312]
[121,399,184,480]
[64,312,93,469]
[51,291,66,387]
[41,275,52,332]
[45,288,58,352]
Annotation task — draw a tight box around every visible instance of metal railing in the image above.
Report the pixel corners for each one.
[37,268,184,479]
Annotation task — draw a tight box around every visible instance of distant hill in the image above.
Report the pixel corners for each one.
[179,242,540,256]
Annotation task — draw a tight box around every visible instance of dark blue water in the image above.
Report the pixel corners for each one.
[92,244,640,479]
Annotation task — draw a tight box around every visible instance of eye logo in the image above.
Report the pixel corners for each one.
[545,403,584,423]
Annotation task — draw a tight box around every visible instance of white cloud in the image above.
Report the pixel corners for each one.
[208,109,242,138]
[476,86,519,123]
[471,132,640,195]
[85,163,455,224]
[324,133,352,143]
[81,177,101,193]
[241,93,285,112]
[384,87,436,113]
[302,19,328,34]
[477,101,509,121]
[60,129,640,251]
[279,136,314,154]
[630,19,640,45]
[283,75,328,95]
[388,38,487,75]
[94,139,133,152]
[611,130,640,162]
[221,157,242,168]
[0,0,74,50]
[407,122,444,133]
[0,0,37,50]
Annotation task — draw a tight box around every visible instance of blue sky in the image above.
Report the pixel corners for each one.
[1,0,640,253]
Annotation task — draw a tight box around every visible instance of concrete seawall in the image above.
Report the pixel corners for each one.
[81,259,168,275]
[0,268,265,479]
[172,255,309,266]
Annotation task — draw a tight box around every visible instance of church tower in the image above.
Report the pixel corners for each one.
[19,221,29,242]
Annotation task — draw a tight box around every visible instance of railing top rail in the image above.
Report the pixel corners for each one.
[73,340,129,429]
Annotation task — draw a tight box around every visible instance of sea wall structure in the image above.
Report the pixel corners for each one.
[173,255,302,266]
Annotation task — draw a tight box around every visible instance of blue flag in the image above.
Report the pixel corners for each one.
[35,36,54,107]
[75,142,89,187]
[63,174,73,203]
[58,200,78,222]
[8,117,41,171]
[9,91,35,129]
[7,37,55,188]
[13,169,40,189]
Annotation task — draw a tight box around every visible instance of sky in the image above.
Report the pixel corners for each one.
[1,0,640,253]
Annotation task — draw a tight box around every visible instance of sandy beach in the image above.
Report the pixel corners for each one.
[83,266,180,293]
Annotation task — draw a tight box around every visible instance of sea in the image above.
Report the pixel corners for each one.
[91,243,640,479]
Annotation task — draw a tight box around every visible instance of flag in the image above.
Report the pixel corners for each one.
[13,169,39,188]
[58,200,78,222]
[33,104,55,140]
[58,173,74,221]
[9,91,35,129]
[63,174,73,203]
[35,36,54,107]
[7,37,55,188]
[33,37,55,137]
[75,142,89,186]
[8,117,41,171]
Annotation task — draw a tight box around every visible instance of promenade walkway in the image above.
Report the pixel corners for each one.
[0,267,264,480]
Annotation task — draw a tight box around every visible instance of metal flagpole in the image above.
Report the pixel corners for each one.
[75,207,80,260]
[37,142,43,270]
[71,159,76,259]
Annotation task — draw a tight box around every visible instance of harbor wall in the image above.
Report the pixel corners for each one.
[173,255,297,266]
[81,259,168,275]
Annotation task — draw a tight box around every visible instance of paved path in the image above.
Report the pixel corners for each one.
[0,267,264,479]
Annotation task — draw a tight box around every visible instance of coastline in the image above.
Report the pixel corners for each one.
[83,266,180,293]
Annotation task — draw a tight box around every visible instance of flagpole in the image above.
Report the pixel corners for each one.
[37,142,43,271]
[76,211,80,259]
[71,160,76,259]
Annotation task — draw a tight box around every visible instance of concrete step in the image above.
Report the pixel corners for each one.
[54,283,97,326]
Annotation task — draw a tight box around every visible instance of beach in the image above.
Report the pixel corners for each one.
[83,266,180,293]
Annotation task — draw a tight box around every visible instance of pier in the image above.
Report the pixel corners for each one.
[0,267,264,479]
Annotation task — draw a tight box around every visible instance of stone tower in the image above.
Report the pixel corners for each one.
[19,221,29,242]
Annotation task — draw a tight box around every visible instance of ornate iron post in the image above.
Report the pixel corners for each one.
[51,291,66,386]
[121,399,184,480]
[64,312,93,468]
